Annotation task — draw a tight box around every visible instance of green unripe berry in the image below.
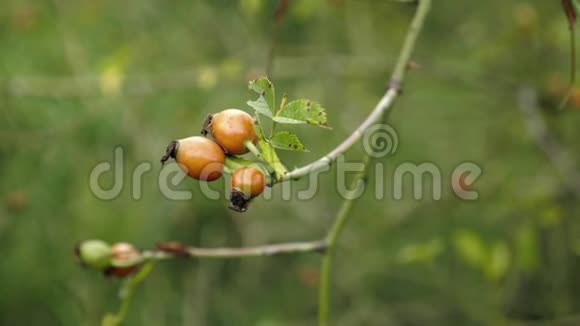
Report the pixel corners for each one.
[76,240,112,270]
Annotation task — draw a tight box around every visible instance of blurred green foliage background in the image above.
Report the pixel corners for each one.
[2,0,580,325]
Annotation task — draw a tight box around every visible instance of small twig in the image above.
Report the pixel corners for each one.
[517,86,580,195]
[318,155,371,326]
[280,0,431,183]
[244,140,263,160]
[560,0,578,109]
[265,0,290,77]
[143,240,327,260]
[103,261,156,325]
[317,1,432,325]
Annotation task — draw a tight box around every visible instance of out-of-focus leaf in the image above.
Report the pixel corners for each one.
[240,0,263,16]
[249,77,275,114]
[98,48,130,96]
[219,58,242,80]
[270,131,307,151]
[484,241,511,281]
[197,66,218,90]
[273,99,329,128]
[101,314,120,326]
[453,230,486,268]
[99,64,124,96]
[291,0,322,20]
[397,238,443,264]
[540,205,561,227]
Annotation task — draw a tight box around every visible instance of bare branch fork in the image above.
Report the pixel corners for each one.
[517,86,580,195]
[136,0,431,264]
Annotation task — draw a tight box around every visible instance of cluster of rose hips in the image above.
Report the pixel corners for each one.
[76,110,271,277]
[77,78,326,280]
[160,108,266,212]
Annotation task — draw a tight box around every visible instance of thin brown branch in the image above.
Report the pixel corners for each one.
[317,1,432,324]
[281,0,431,183]
[560,0,577,109]
[517,86,580,195]
[266,0,290,77]
[143,240,327,260]
[563,0,577,28]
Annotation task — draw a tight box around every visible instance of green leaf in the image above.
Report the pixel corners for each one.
[397,238,443,264]
[258,140,287,180]
[274,99,329,128]
[271,116,304,124]
[453,230,486,268]
[247,96,273,118]
[249,77,275,114]
[484,241,511,281]
[270,131,307,152]
[102,314,120,326]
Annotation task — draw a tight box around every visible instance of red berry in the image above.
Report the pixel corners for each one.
[161,136,225,182]
[206,109,257,155]
[229,167,266,212]
[107,242,141,278]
